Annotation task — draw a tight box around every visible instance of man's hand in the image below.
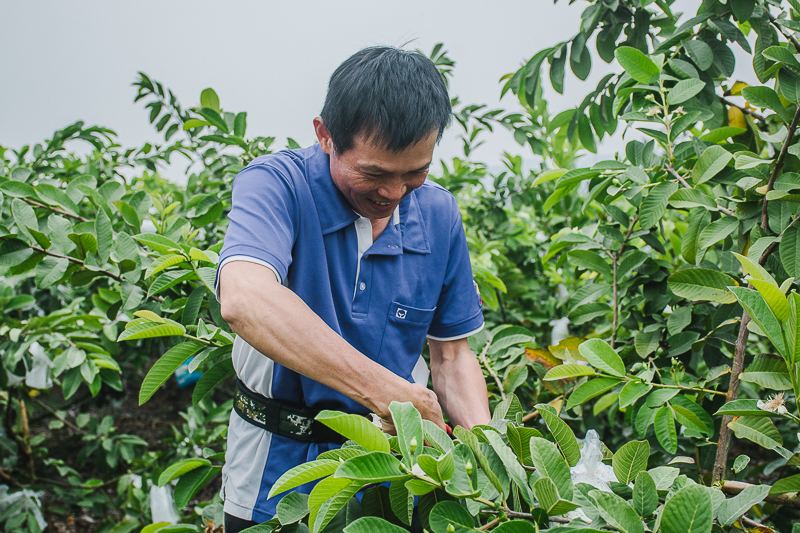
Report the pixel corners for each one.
[429,337,491,429]
[220,261,449,434]
[375,383,446,434]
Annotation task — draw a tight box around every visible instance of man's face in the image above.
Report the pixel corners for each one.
[315,119,436,220]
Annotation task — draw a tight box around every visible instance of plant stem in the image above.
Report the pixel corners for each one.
[479,340,506,401]
[719,96,766,123]
[22,198,89,222]
[769,10,800,54]
[479,517,501,531]
[761,104,800,230]
[647,381,727,397]
[721,480,800,508]
[30,397,86,435]
[611,255,618,349]
[712,312,752,483]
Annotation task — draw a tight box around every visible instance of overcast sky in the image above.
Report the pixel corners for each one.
[1,1,754,176]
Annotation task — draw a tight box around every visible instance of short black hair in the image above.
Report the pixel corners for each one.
[320,46,452,154]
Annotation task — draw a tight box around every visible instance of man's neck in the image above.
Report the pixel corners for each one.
[369,216,391,242]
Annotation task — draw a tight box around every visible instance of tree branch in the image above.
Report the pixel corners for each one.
[719,96,766,124]
[712,312,751,483]
[769,11,800,54]
[721,480,800,508]
[22,198,89,222]
[479,340,506,401]
[761,103,800,231]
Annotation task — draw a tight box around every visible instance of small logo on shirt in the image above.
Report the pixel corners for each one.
[396,308,407,319]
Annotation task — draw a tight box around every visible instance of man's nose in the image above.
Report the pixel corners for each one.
[378,179,406,200]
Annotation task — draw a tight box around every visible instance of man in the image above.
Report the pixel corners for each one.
[216,46,491,532]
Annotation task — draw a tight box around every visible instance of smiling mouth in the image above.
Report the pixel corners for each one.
[369,199,394,208]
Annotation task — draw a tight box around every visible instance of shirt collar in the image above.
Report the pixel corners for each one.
[305,144,430,254]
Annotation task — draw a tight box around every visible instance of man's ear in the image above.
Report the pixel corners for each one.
[313,117,334,155]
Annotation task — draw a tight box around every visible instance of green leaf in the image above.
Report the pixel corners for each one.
[660,484,712,533]
[309,477,362,533]
[138,341,204,405]
[785,293,800,365]
[485,431,533,505]
[589,490,645,533]
[174,465,220,509]
[632,471,658,517]
[669,188,717,210]
[196,107,229,133]
[34,257,68,288]
[191,356,234,406]
[742,86,792,122]
[729,286,786,357]
[533,476,580,515]
[134,233,182,254]
[697,216,738,250]
[35,183,80,215]
[715,399,787,417]
[667,268,738,304]
[619,382,652,408]
[543,364,595,380]
[728,416,783,449]
[567,249,611,278]
[730,0,756,21]
[452,426,504,497]
[536,406,581,467]
[0,180,36,198]
[684,40,713,71]
[269,460,339,498]
[716,484,770,527]
[769,473,800,495]
[613,441,650,485]
[428,501,474,533]
[145,254,188,279]
[95,208,112,263]
[615,47,660,84]
[668,79,705,105]
[732,252,776,284]
[389,402,423,466]
[12,198,38,242]
[343,517,407,533]
[640,182,679,229]
[682,209,711,264]
[692,146,733,186]
[733,455,750,473]
[389,481,413,526]
[147,270,195,298]
[529,437,573,500]
[422,420,454,455]
[113,200,141,229]
[750,278,790,322]
[118,318,186,342]
[335,453,409,483]
[200,88,220,112]
[700,127,746,143]
[157,458,211,486]
[316,412,390,454]
[740,355,792,391]
[566,377,621,409]
[654,406,677,453]
[780,227,800,278]
[578,338,625,377]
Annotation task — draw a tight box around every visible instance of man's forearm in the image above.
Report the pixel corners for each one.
[219,262,445,429]
[429,338,491,429]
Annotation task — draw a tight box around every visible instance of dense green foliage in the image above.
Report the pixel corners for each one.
[5,0,800,531]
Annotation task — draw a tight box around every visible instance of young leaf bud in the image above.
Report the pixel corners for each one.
[409,436,418,454]
[465,460,473,476]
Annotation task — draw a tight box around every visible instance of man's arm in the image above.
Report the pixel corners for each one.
[219,260,446,433]
[428,337,490,429]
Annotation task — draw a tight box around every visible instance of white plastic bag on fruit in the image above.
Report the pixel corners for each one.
[150,484,180,524]
[25,342,53,390]
[567,430,619,523]
[570,429,617,491]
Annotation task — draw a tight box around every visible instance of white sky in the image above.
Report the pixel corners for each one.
[1,0,757,176]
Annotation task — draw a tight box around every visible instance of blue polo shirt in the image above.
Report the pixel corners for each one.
[215,144,483,521]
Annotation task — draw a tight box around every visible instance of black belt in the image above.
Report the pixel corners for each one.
[233,379,347,444]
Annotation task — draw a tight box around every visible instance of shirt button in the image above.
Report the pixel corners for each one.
[359,282,366,291]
